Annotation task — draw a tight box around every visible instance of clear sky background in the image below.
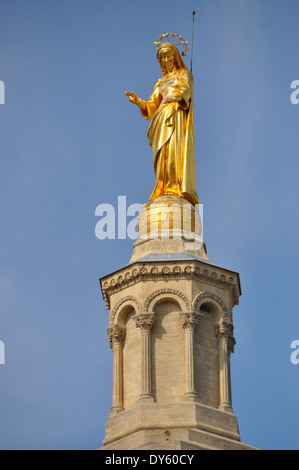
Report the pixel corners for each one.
[0,0,298,450]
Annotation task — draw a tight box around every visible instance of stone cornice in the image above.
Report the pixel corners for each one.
[100,259,241,311]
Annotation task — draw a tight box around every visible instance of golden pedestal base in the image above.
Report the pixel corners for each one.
[130,195,208,263]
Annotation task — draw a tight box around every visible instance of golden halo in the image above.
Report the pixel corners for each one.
[154,32,188,56]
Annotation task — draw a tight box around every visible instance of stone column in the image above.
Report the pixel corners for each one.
[107,324,126,415]
[180,311,201,401]
[133,313,155,402]
[214,321,236,413]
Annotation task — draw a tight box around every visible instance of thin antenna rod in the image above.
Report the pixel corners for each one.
[190,10,196,72]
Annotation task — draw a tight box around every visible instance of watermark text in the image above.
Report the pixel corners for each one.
[95,197,143,241]
[290,80,299,105]
[0,81,5,104]
[290,340,299,365]
[0,341,5,365]
[95,196,204,253]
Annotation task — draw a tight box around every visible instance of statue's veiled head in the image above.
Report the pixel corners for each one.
[157,42,188,75]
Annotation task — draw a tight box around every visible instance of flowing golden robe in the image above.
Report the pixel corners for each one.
[140,68,199,205]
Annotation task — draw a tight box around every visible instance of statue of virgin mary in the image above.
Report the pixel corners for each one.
[126,41,199,206]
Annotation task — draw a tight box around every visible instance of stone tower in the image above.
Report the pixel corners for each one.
[99,196,255,450]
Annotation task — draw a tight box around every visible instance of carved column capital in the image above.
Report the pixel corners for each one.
[107,324,126,349]
[133,313,155,332]
[214,321,236,354]
[180,311,201,331]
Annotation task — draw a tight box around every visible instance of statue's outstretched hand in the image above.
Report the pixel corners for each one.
[125,91,139,105]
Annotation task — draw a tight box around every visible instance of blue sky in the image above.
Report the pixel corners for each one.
[0,0,298,450]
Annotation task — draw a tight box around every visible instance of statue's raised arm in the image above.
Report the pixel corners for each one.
[125,35,199,206]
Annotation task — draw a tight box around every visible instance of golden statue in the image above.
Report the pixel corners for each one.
[125,37,199,206]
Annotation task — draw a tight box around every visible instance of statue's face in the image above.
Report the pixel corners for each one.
[159,48,176,73]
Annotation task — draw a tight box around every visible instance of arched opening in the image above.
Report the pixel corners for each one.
[194,301,221,407]
[122,308,141,410]
[199,300,222,322]
[112,296,141,326]
[144,288,191,314]
[150,300,185,403]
